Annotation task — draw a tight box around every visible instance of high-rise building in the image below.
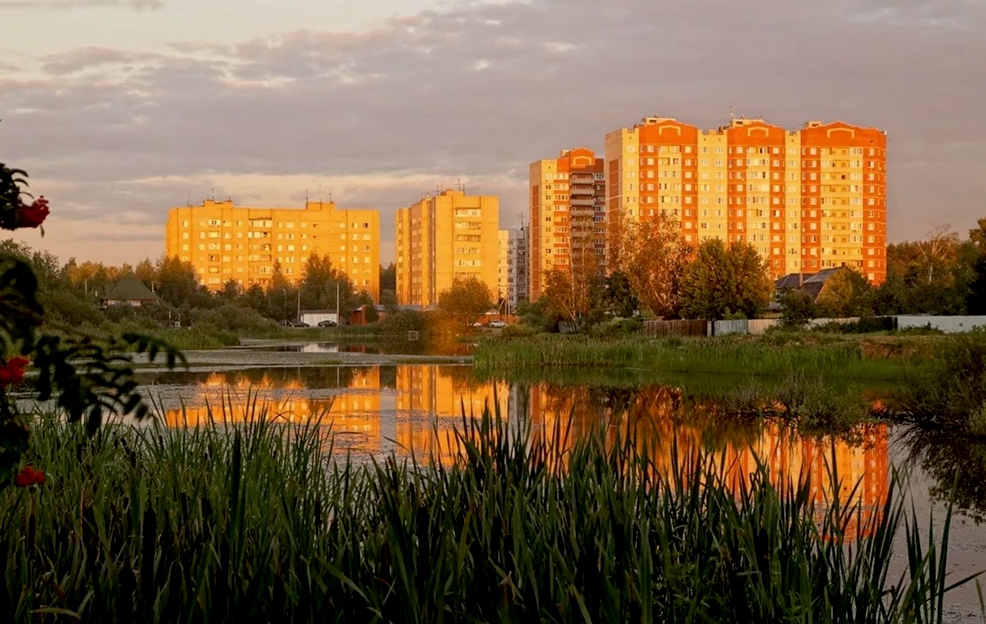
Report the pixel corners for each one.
[395,189,499,306]
[165,199,380,298]
[529,148,607,301]
[498,226,529,314]
[604,117,887,283]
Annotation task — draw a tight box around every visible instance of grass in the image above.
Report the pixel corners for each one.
[1,396,981,622]
[474,333,932,382]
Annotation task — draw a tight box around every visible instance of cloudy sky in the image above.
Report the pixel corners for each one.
[1,0,984,266]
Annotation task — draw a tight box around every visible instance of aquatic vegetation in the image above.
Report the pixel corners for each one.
[0,399,979,622]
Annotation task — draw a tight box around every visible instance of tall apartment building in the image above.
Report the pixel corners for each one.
[165,199,380,299]
[497,226,529,314]
[395,189,499,306]
[529,148,607,301]
[604,117,887,283]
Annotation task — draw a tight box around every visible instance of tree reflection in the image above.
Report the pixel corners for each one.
[903,428,986,523]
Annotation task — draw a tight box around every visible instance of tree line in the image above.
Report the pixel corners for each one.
[522,214,986,331]
[0,239,397,334]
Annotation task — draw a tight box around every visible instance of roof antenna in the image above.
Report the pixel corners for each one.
[328,188,333,203]
[210,186,215,201]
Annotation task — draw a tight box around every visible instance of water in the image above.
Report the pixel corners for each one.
[95,344,986,620]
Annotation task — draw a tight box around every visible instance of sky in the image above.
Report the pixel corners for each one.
[1,0,985,266]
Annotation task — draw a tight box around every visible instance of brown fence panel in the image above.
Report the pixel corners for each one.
[644,320,710,338]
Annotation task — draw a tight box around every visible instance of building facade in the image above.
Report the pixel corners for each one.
[498,226,529,314]
[165,199,381,298]
[395,189,499,306]
[529,148,607,301]
[604,117,887,283]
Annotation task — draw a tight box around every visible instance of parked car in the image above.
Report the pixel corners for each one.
[317,319,338,328]
[471,321,484,328]
[285,320,309,328]
[489,320,508,329]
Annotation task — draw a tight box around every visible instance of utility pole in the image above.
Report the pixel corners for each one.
[297,288,301,321]
[336,282,340,323]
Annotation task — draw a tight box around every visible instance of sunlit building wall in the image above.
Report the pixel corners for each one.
[165,199,380,299]
[395,190,499,306]
[529,148,607,301]
[604,117,887,283]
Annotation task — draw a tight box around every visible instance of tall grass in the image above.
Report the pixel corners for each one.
[475,334,918,381]
[1,400,979,622]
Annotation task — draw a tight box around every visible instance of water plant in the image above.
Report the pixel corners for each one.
[1,399,980,622]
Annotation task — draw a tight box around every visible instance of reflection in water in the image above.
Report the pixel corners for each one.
[903,429,986,523]
[154,364,890,538]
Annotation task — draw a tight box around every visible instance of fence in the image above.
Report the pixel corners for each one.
[645,315,986,338]
[643,320,710,337]
[896,315,986,334]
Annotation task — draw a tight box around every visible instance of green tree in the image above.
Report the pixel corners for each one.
[380,289,399,312]
[379,262,397,293]
[679,240,772,320]
[437,276,493,329]
[779,289,817,328]
[615,214,690,317]
[815,268,874,318]
[298,253,358,317]
[605,271,638,318]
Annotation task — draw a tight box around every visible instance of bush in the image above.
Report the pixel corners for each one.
[377,310,430,336]
[896,328,986,436]
[588,317,644,338]
[190,303,277,333]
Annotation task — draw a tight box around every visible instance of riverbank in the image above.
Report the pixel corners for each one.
[473,332,937,381]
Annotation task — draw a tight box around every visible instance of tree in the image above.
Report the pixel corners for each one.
[380,289,399,312]
[605,271,638,318]
[298,253,359,318]
[679,240,772,320]
[815,268,874,318]
[437,276,493,328]
[379,262,396,293]
[540,268,603,329]
[879,226,970,315]
[615,214,691,317]
[779,289,817,328]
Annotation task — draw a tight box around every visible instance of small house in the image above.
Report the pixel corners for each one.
[102,274,159,307]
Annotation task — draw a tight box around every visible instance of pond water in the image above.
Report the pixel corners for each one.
[98,343,986,621]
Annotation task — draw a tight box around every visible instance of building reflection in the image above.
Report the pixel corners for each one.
[162,366,888,537]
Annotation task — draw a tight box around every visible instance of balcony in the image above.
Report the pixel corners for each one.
[570,198,596,207]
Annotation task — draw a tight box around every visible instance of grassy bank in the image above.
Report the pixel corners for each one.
[2,403,979,622]
[474,333,934,381]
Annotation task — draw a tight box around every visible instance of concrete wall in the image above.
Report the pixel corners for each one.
[897,316,986,333]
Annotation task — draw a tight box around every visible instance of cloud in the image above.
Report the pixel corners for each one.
[1,0,985,264]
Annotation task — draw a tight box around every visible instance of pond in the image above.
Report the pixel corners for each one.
[72,342,986,621]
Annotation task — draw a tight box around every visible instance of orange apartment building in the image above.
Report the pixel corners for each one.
[165,199,380,299]
[395,189,499,306]
[604,117,888,283]
[528,148,607,300]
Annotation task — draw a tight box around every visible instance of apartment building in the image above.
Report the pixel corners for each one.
[497,226,529,313]
[604,117,887,283]
[165,199,380,298]
[394,189,499,306]
[529,148,607,301]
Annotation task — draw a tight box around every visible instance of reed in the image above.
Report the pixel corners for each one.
[475,334,918,381]
[1,398,979,622]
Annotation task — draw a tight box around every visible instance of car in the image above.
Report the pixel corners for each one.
[488,320,508,329]
[471,321,484,328]
[285,320,309,328]
[317,319,338,328]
